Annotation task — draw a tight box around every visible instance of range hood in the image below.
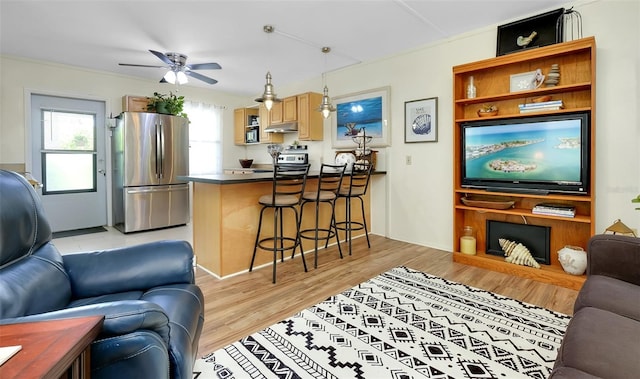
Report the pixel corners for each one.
[264,122,298,133]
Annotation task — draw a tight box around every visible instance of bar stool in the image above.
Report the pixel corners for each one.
[298,163,347,269]
[334,162,373,255]
[249,163,310,283]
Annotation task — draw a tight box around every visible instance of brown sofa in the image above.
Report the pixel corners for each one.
[550,234,640,378]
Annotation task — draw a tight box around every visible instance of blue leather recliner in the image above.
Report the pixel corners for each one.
[0,169,204,379]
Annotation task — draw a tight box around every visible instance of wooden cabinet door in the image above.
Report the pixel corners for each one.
[283,96,297,122]
[270,101,283,124]
[259,104,283,144]
[297,92,324,141]
[233,108,246,145]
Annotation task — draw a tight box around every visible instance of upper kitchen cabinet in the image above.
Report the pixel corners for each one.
[258,104,284,144]
[270,96,297,124]
[234,107,259,145]
[297,92,323,141]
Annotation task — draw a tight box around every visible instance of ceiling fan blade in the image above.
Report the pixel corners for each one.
[119,63,165,68]
[149,49,173,65]
[186,71,218,85]
[188,62,221,70]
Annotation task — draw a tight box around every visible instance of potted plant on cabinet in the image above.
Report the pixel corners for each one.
[147,92,187,118]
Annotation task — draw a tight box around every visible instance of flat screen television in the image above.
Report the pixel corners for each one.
[461,111,590,195]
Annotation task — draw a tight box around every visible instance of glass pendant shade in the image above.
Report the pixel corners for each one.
[163,69,188,85]
[255,71,281,110]
[176,71,188,84]
[163,70,177,84]
[318,85,336,119]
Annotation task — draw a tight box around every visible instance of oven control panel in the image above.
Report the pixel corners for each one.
[277,153,308,165]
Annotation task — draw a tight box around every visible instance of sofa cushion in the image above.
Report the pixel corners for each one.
[574,275,640,321]
[554,307,640,379]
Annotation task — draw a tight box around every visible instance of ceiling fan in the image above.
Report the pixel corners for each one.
[119,50,221,85]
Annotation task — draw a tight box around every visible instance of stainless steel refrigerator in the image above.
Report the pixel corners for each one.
[111,112,189,233]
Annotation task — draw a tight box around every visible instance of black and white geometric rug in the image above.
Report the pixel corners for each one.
[194,266,570,379]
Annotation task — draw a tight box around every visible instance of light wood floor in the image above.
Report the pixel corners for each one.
[195,235,578,354]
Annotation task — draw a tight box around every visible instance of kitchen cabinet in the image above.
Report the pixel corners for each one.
[234,108,259,145]
[258,104,284,144]
[296,92,324,141]
[451,37,596,290]
[270,96,297,124]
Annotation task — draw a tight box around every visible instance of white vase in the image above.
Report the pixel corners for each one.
[558,245,587,275]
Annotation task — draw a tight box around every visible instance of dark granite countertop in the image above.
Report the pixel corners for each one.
[178,170,386,185]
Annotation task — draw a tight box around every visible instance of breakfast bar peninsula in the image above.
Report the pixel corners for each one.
[179,170,384,278]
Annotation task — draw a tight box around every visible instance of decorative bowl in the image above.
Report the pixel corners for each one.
[461,195,515,209]
[477,110,498,117]
[239,159,253,168]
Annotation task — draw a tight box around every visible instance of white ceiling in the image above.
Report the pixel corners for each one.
[1,0,566,97]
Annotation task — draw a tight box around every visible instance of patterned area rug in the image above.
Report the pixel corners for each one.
[194,266,570,379]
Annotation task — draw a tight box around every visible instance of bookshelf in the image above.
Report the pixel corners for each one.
[452,37,596,290]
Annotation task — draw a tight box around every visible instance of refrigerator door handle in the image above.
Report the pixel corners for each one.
[155,122,161,179]
[126,184,188,194]
[159,120,165,179]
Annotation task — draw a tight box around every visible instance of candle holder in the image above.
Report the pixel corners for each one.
[460,226,477,255]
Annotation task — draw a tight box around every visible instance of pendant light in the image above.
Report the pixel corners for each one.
[317,47,335,119]
[255,25,281,110]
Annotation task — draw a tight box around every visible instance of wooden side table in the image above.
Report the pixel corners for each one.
[0,315,104,379]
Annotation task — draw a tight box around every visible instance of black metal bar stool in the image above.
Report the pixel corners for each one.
[249,163,310,283]
[298,163,347,268]
[334,162,373,255]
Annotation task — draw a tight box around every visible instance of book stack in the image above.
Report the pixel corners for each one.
[532,203,576,218]
[519,100,564,113]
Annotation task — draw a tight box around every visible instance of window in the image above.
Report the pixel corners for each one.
[184,101,224,174]
[41,110,97,194]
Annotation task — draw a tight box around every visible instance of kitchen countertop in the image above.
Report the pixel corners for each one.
[179,169,386,185]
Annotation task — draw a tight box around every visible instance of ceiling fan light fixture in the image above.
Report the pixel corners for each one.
[255,71,281,110]
[176,71,188,84]
[163,70,177,84]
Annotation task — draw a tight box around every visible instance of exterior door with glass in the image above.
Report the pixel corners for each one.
[30,94,107,232]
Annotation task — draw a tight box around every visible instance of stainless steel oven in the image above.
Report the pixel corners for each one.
[277,152,308,165]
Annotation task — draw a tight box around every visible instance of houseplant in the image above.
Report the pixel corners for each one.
[147,92,187,118]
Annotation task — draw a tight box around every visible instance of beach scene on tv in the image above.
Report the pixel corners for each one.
[464,119,582,182]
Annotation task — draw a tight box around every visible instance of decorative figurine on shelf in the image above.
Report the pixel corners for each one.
[544,64,560,87]
[532,68,545,89]
[516,31,538,47]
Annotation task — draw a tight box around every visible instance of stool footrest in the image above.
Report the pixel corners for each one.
[299,228,336,242]
[335,221,366,232]
[257,236,300,253]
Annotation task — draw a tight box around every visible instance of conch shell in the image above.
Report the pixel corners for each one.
[499,238,540,269]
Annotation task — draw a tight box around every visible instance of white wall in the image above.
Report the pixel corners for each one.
[275,0,640,249]
[0,57,249,169]
[1,0,638,250]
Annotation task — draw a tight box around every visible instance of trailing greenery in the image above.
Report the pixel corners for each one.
[147,92,187,118]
